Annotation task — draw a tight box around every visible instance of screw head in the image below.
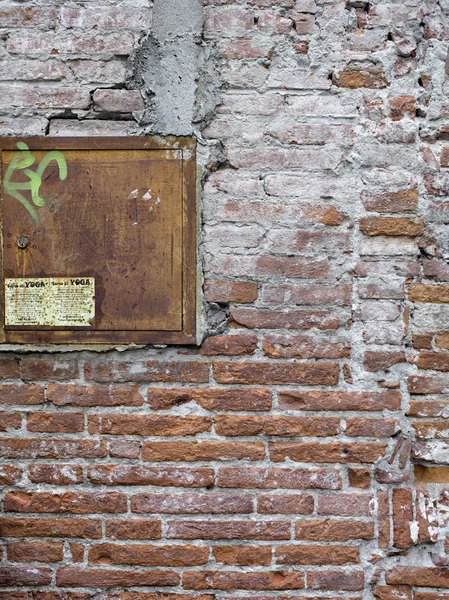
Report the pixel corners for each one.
[17,237,29,249]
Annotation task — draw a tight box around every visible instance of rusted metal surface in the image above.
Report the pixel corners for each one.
[0,137,197,345]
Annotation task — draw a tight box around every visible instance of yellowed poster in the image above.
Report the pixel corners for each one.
[5,278,95,327]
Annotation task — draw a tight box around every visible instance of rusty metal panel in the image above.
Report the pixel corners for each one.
[0,137,197,345]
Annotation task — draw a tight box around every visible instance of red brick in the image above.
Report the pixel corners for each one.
[308,569,364,590]
[7,31,136,57]
[69,544,84,563]
[362,189,418,212]
[295,519,374,541]
[230,307,340,330]
[412,420,449,438]
[257,494,314,514]
[258,13,293,32]
[89,543,209,566]
[416,351,449,371]
[213,361,339,385]
[93,89,144,112]
[215,415,339,437]
[0,412,21,431]
[386,567,449,588]
[88,465,214,487]
[360,217,424,236]
[109,439,140,459]
[0,7,57,28]
[218,38,273,60]
[201,334,258,356]
[364,350,407,371]
[278,390,401,411]
[333,66,387,88]
[378,490,391,548]
[263,334,350,359]
[0,517,101,538]
[348,467,371,489]
[270,442,387,464]
[0,384,44,405]
[413,333,433,349]
[0,566,51,586]
[218,466,341,489]
[204,7,255,36]
[0,438,106,459]
[345,418,400,438]
[142,441,265,462]
[392,488,413,548]
[0,465,23,485]
[88,414,211,436]
[85,361,209,383]
[183,570,304,590]
[47,384,144,406]
[60,6,150,29]
[0,360,19,379]
[4,491,127,514]
[262,282,351,306]
[276,545,359,566]
[19,359,78,381]
[27,412,84,433]
[57,567,179,588]
[131,492,253,514]
[167,520,290,540]
[373,585,412,600]
[213,545,271,566]
[317,494,373,516]
[148,387,271,411]
[106,520,161,540]
[204,280,258,303]
[8,541,63,563]
[28,464,83,485]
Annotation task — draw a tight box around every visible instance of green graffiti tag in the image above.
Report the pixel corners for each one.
[3,142,68,223]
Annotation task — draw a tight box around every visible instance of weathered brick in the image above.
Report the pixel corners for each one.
[204,280,258,303]
[0,7,57,28]
[105,520,161,540]
[183,570,305,590]
[28,464,83,485]
[0,438,106,459]
[263,333,350,359]
[131,492,253,514]
[360,217,424,237]
[88,465,214,487]
[392,489,413,549]
[0,465,23,485]
[147,387,272,411]
[0,517,101,539]
[200,334,258,356]
[0,384,44,405]
[295,519,374,541]
[85,361,209,383]
[7,541,63,563]
[47,384,144,406]
[88,414,211,436]
[308,569,364,591]
[27,412,84,433]
[317,494,374,516]
[333,66,387,88]
[215,415,339,437]
[230,307,341,330]
[142,441,265,462]
[278,390,401,411]
[88,543,209,567]
[386,567,449,588]
[213,545,271,566]
[270,442,386,463]
[0,412,21,431]
[93,89,144,112]
[213,361,339,385]
[346,418,400,438]
[276,545,359,566]
[0,566,51,586]
[167,520,290,540]
[218,466,341,489]
[60,7,151,30]
[409,284,449,303]
[257,493,314,514]
[4,491,127,514]
[56,568,179,588]
[362,189,418,212]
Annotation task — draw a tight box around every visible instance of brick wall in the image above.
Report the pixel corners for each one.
[1,0,449,598]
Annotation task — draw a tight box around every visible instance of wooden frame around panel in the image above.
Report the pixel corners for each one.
[0,136,197,345]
